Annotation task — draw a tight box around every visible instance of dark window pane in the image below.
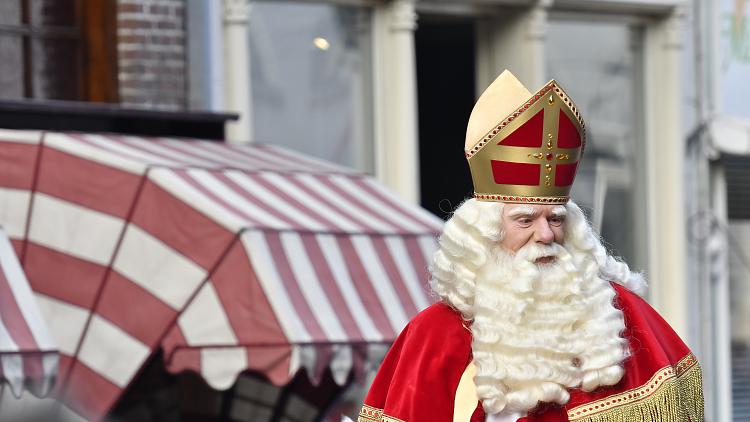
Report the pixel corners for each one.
[32,37,80,99]
[0,0,22,26]
[31,0,78,27]
[0,35,24,98]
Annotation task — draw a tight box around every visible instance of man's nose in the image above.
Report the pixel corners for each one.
[534,220,555,244]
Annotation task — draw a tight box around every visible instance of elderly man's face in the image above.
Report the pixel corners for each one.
[500,204,566,262]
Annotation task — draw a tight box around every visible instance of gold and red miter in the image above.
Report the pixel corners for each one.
[465,70,585,204]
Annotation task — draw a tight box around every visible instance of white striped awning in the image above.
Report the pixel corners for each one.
[0,129,442,421]
[0,226,58,398]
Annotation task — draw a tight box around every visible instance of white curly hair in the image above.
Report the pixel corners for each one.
[429,198,646,415]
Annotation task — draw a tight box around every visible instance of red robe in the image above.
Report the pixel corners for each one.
[358,283,704,422]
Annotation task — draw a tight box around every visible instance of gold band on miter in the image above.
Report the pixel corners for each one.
[465,70,586,204]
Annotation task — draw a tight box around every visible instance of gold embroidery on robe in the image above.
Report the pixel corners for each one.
[358,404,406,422]
[567,353,704,422]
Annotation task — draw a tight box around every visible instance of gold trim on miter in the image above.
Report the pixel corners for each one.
[466,79,586,202]
[464,80,586,158]
[567,353,704,422]
[474,194,570,204]
[465,70,532,150]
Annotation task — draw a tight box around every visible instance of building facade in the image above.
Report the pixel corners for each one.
[188,0,725,420]
[1,0,745,421]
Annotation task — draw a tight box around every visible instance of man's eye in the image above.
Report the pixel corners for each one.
[549,217,565,226]
[519,219,533,225]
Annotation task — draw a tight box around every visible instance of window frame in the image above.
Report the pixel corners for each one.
[0,0,118,102]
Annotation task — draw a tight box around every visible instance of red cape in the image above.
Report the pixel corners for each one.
[358,283,704,422]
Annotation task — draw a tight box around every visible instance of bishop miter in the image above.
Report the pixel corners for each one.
[358,71,704,422]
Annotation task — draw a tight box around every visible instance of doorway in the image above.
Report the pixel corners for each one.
[415,17,476,219]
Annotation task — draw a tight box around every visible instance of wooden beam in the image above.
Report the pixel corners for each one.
[82,0,118,102]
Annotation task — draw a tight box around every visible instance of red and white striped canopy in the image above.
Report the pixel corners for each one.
[0,129,442,421]
[0,225,58,398]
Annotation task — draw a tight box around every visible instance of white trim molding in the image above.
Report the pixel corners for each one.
[372,0,420,203]
[642,6,688,336]
[475,1,549,95]
[222,0,253,144]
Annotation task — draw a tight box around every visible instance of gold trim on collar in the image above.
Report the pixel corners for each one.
[358,404,405,422]
[567,353,704,422]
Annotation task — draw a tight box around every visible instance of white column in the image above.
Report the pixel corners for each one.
[642,9,689,336]
[373,0,419,203]
[709,163,732,422]
[186,0,224,111]
[475,1,549,96]
[222,0,253,144]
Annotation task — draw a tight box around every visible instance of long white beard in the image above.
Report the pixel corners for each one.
[472,242,628,415]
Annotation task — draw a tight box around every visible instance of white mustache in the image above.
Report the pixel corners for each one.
[515,242,565,262]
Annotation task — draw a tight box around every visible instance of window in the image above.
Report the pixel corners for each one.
[110,352,348,421]
[0,0,117,101]
[248,2,374,172]
[545,19,645,266]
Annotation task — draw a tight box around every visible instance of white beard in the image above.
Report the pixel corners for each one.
[471,242,628,415]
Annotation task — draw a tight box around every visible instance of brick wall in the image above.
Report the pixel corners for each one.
[117,0,187,110]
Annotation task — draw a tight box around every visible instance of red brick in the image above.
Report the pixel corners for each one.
[119,19,152,30]
[156,20,180,30]
[149,35,171,44]
[119,64,148,74]
[118,80,137,89]
[116,0,187,109]
[150,5,170,15]
[120,49,158,60]
[118,34,147,44]
[118,3,143,13]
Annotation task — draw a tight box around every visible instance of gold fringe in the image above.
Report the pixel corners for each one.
[568,354,705,422]
[359,355,704,422]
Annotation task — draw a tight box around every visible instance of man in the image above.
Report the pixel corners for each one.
[358,71,704,421]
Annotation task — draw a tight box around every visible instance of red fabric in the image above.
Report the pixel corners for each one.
[0,141,39,190]
[317,176,417,234]
[24,242,107,309]
[337,235,398,339]
[497,110,545,148]
[491,161,540,186]
[556,111,581,149]
[62,359,122,422]
[0,260,38,349]
[370,236,421,319]
[558,284,694,417]
[363,283,696,422]
[554,163,578,187]
[204,241,288,347]
[283,176,384,233]
[132,179,236,270]
[36,147,142,218]
[363,303,473,420]
[96,271,177,345]
[266,231,328,339]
